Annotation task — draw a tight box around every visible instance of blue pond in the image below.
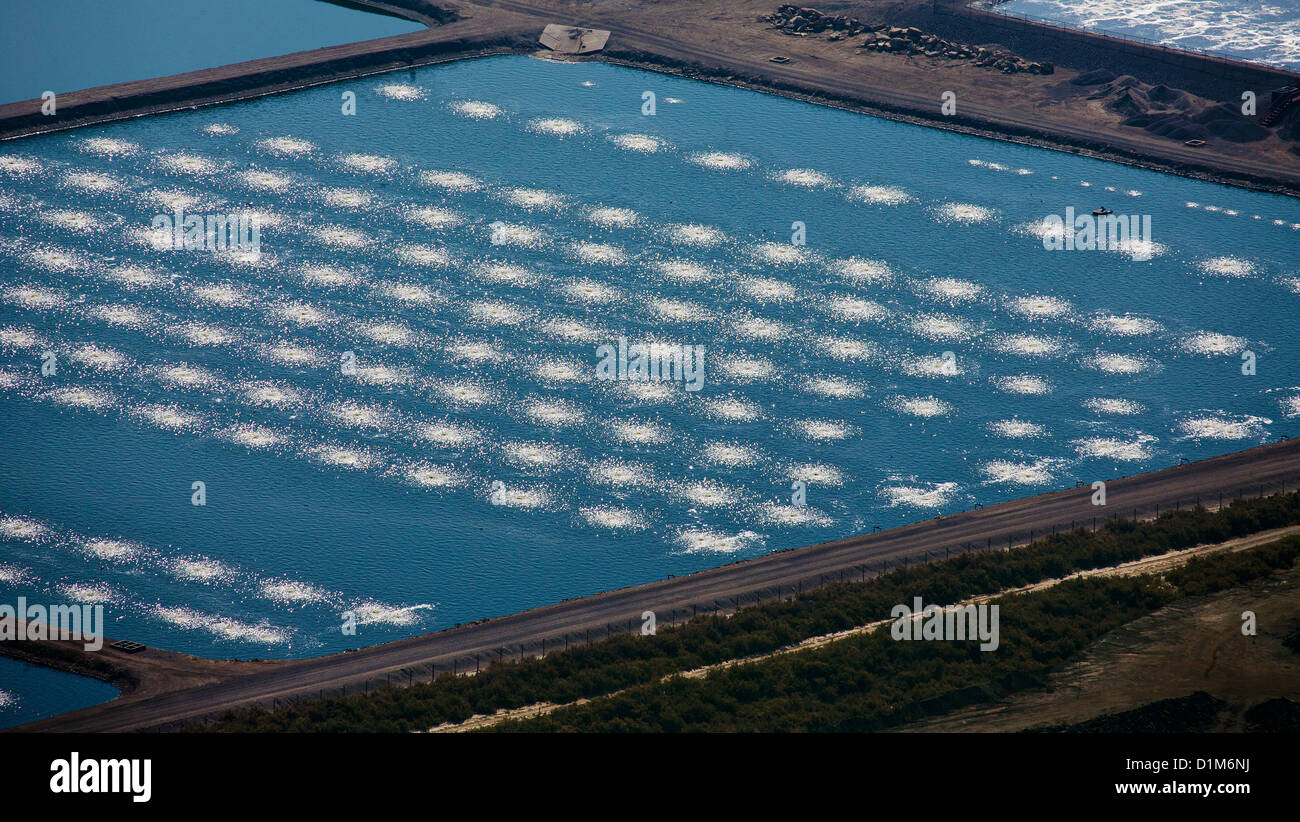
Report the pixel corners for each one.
[0,0,422,105]
[0,654,119,729]
[0,55,1297,661]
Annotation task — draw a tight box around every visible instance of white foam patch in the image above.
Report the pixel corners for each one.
[203,123,239,136]
[824,296,889,322]
[716,356,778,382]
[502,441,566,468]
[6,285,68,309]
[1178,413,1270,440]
[394,243,451,267]
[738,277,798,304]
[688,151,751,170]
[609,419,670,444]
[80,137,139,156]
[82,538,141,561]
[375,84,425,101]
[407,206,463,229]
[1279,395,1300,417]
[137,404,199,431]
[848,184,912,205]
[486,483,553,509]
[674,529,763,554]
[792,419,859,440]
[226,425,281,449]
[337,153,397,174]
[988,419,1046,438]
[569,242,628,265]
[730,314,793,341]
[1090,314,1162,336]
[646,298,714,323]
[529,117,585,136]
[0,327,42,349]
[238,169,294,191]
[980,458,1058,485]
[933,202,996,224]
[912,314,974,342]
[1197,256,1256,278]
[380,281,440,305]
[589,460,655,488]
[608,133,666,152]
[1084,397,1145,415]
[880,482,959,509]
[889,395,954,418]
[992,334,1062,357]
[666,224,726,247]
[701,397,762,422]
[436,381,496,407]
[257,136,315,156]
[1181,332,1247,356]
[0,516,49,541]
[702,442,761,467]
[181,322,236,346]
[264,343,320,366]
[903,355,963,378]
[485,222,546,247]
[419,421,483,448]
[404,464,463,489]
[467,300,531,326]
[152,605,290,644]
[419,170,482,191]
[449,99,501,118]
[191,283,248,307]
[580,507,648,530]
[788,462,845,486]
[917,277,985,302]
[41,209,107,232]
[49,386,114,409]
[1073,435,1156,461]
[750,242,809,265]
[157,363,218,388]
[69,345,128,371]
[318,187,375,209]
[560,278,621,304]
[62,171,127,194]
[503,187,565,210]
[803,376,866,398]
[1008,295,1072,320]
[523,399,586,427]
[59,582,118,604]
[259,579,332,604]
[650,259,714,284]
[775,168,834,188]
[586,206,640,228]
[156,153,218,175]
[1084,353,1154,375]
[0,155,41,176]
[756,502,833,527]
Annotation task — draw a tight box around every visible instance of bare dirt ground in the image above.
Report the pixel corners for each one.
[902,559,1300,732]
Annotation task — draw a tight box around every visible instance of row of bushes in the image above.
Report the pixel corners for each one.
[496,536,1300,732]
[202,492,1300,732]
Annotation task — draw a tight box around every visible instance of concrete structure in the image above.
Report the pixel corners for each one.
[539,23,610,54]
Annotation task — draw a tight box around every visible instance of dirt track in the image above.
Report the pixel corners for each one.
[11,437,1300,732]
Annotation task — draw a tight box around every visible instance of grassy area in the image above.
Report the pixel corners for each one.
[201,492,1300,732]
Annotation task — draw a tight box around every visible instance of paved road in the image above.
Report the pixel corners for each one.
[21,437,1300,732]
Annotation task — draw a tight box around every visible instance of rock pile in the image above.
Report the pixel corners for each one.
[1073,72,1274,143]
[764,6,1053,74]
[763,5,869,36]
